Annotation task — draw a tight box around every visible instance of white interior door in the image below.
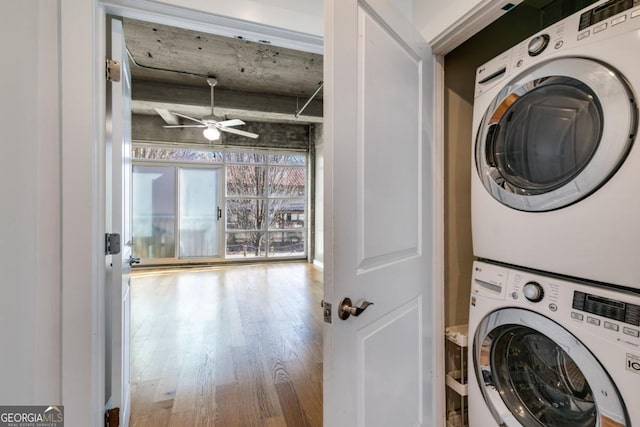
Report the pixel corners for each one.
[324,0,435,426]
[106,16,132,427]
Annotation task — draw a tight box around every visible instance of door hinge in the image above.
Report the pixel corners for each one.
[105,407,120,427]
[321,300,332,324]
[105,233,121,255]
[106,58,121,82]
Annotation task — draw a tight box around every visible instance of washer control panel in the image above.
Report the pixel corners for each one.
[472,261,640,348]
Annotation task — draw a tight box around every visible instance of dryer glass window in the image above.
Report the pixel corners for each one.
[491,77,603,194]
[475,57,636,211]
[487,325,596,426]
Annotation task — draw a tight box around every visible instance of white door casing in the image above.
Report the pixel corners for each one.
[324,0,436,426]
[106,17,132,427]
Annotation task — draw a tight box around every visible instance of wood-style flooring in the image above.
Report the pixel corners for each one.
[129,262,323,427]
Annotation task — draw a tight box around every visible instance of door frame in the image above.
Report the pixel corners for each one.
[60,0,504,424]
[62,1,324,424]
[428,5,522,423]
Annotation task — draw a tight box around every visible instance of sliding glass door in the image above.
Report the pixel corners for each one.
[132,166,176,259]
[179,168,221,258]
[132,164,223,262]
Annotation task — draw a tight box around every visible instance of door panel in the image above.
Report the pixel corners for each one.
[358,298,422,426]
[325,0,434,425]
[106,16,131,427]
[359,7,421,268]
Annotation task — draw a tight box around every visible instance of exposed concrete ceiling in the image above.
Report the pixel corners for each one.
[124,18,324,127]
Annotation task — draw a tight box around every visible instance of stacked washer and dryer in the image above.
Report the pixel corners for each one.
[467,1,640,425]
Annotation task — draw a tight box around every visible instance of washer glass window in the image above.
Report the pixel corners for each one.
[474,308,629,427]
[490,325,595,426]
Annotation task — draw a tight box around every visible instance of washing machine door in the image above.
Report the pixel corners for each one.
[474,308,629,427]
[476,57,637,211]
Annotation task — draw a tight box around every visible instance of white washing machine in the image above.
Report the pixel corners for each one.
[468,260,640,426]
[471,0,640,288]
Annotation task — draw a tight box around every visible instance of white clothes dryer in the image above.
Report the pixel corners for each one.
[471,0,640,288]
[468,260,640,427]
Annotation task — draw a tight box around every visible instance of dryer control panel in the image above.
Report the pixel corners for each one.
[572,291,640,326]
[578,0,640,30]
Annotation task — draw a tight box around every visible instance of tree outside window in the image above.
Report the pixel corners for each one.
[225,152,306,258]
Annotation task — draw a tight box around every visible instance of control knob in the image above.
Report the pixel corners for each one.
[523,281,544,302]
[528,34,550,56]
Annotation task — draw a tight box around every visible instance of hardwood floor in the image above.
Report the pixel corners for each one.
[129,262,323,427]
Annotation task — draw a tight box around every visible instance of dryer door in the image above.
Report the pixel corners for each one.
[476,57,637,211]
[474,308,629,427]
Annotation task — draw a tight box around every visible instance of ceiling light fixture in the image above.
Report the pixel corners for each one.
[203,126,221,141]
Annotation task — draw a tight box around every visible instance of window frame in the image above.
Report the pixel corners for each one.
[132,144,309,263]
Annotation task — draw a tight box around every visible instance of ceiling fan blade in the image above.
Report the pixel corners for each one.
[162,124,206,128]
[172,112,206,125]
[216,119,245,128]
[220,127,259,139]
[154,108,180,125]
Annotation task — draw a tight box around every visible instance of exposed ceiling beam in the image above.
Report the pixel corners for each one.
[154,108,180,125]
[132,114,311,149]
[131,80,323,124]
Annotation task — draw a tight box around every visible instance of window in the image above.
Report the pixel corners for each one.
[132,146,307,263]
[225,152,306,258]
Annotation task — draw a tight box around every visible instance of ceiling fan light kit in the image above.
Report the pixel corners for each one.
[160,77,259,141]
[203,126,221,141]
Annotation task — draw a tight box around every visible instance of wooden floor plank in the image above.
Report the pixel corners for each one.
[274,381,311,427]
[129,262,323,426]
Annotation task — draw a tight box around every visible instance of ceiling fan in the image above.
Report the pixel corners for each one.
[161,78,259,141]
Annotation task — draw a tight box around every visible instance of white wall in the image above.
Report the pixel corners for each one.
[152,0,323,36]
[413,0,487,42]
[0,0,61,404]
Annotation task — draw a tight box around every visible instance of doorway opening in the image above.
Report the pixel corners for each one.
[114,13,324,427]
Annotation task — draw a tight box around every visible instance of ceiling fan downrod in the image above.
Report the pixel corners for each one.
[207,77,217,118]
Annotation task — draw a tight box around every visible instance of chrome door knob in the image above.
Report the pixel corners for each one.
[338,298,374,320]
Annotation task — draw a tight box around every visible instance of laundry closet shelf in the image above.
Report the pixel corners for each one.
[446,370,468,396]
[445,324,468,347]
